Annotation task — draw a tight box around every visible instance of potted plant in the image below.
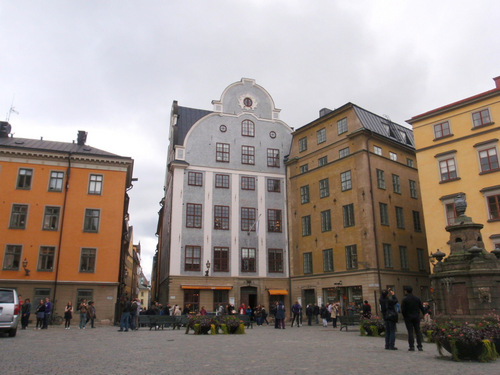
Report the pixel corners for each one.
[360,316,385,337]
[215,315,245,334]
[186,315,218,335]
[476,312,500,354]
[421,321,437,343]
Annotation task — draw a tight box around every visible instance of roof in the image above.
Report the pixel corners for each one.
[0,136,131,160]
[174,105,212,145]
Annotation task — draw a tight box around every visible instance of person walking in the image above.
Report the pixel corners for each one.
[35,299,45,329]
[78,299,88,329]
[401,286,425,351]
[380,289,398,350]
[64,301,73,329]
[291,301,302,327]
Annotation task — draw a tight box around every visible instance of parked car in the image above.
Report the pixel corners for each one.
[0,288,20,337]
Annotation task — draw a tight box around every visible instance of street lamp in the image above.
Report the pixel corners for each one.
[205,260,211,277]
[22,258,30,276]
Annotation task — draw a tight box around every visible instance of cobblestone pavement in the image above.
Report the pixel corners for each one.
[1,322,499,375]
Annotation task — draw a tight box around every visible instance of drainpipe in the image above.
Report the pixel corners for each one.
[52,152,72,314]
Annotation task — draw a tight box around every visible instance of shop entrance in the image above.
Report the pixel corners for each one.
[240,286,257,308]
[303,289,316,306]
[323,285,363,315]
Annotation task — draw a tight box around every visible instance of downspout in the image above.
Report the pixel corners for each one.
[284,155,293,315]
[52,152,72,313]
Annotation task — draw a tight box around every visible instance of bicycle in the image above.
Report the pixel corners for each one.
[49,312,64,325]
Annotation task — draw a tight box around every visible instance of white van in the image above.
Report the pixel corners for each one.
[0,288,20,337]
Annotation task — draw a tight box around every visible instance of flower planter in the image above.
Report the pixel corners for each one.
[437,339,497,362]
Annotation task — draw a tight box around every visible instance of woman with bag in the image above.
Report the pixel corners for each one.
[380,289,398,350]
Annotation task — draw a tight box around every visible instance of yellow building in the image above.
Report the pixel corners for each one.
[287,104,430,312]
[408,76,500,257]
[0,124,134,323]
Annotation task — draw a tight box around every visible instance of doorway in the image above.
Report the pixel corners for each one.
[240,286,257,308]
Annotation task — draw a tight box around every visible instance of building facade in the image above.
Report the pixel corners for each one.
[408,76,500,256]
[286,104,430,314]
[0,124,134,323]
[156,78,293,312]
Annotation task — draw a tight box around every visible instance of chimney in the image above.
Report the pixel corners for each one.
[494,76,500,89]
[0,121,12,138]
[319,108,333,117]
[77,130,87,145]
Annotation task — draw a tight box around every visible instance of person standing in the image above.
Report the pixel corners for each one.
[275,301,285,329]
[380,289,398,350]
[362,300,372,319]
[305,304,313,326]
[118,297,131,332]
[42,297,52,329]
[87,301,96,328]
[35,299,45,329]
[313,303,320,324]
[130,299,138,330]
[78,299,88,329]
[64,301,73,329]
[331,303,339,329]
[21,298,31,329]
[291,301,302,327]
[401,286,425,351]
[320,304,329,327]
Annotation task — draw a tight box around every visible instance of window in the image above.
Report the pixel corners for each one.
[319,178,329,198]
[389,152,397,161]
[341,170,352,191]
[213,247,229,272]
[302,215,311,236]
[487,195,500,220]
[303,252,312,274]
[339,147,350,158]
[88,174,103,194]
[433,121,451,139]
[267,179,280,192]
[417,248,426,271]
[43,206,60,231]
[16,168,33,189]
[392,174,401,194]
[2,245,22,270]
[321,210,332,232]
[439,158,458,181]
[241,176,255,190]
[216,143,230,162]
[80,248,96,272]
[374,146,382,155]
[299,137,307,152]
[300,164,309,173]
[478,147,499,172]
[48,171,64,192]
[407,158,414,167]
[409,180,418,199]
[214,205,229,230]
[188,172,203,186]
[445,202,457,226]
[83,209,100,232]
[379,203,389,226]
[376,169,385,189]
[317,128,326,144]
[241,119,255,137]
[215,174,229,188]
[343,204,355,227]
[185,245,201,271]
[400,246,409,270]
[395,206,405,229]
[323,249,334,272]
[300,185,310,204]
[413,210,422,232]
[318,156,328,167]
[267,209,282,232]
[214,290,228,312]
[345,245,358,269]
[383,244,393,268]
[472,108,491,127]
[38,246,55,271]
[186,203,202,228]
[241,145,255,165]
[268,248,283,273]
[184,289,199,313]
[34,288,51,310]
[241,207,256,232]
[267,148,280,167]
[10,204,28,229]
[241,248,256,272]
[337,118,347,135]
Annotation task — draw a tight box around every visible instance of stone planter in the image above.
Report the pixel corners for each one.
[437,339,497,362]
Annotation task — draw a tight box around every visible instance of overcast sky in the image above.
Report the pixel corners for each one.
[2,1,499,280]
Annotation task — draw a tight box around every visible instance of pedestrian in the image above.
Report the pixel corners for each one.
[291,301,302,327]
[313,303,320,324]
[275,301,285,329]
[64,301,73,329]
[362,300,372,319]
[254,305,263,325]
[331,303,339,329]
[42,297,52,329]
[78,299,88,329]
[200,306,207,315]
[239,303,246,315]
[87,301,96,328]
[130,298,138,330]
[21,298,31,329]
[118,297,131,332]
[380,288,398,350]
[35,299,45,329]
[423,302,432,323]
[401,286,425,351]
[262,306,269,325]
[306,304,313,326]
[320,304,329,327]
[182,304,191,315]
[272,301,279,328]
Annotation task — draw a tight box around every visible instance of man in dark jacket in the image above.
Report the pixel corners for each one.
[380,289,398,350]
[401,286,425,351]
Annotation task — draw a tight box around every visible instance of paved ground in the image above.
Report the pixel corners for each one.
[1,322,499,375]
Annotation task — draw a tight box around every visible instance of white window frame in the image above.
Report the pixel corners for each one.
[436,151,459,182]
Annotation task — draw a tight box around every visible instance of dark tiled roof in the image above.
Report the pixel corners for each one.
[174,105,212,145]
[0,136,130,160]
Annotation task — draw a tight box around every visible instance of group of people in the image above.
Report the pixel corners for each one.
[33,297,52,329]
[67,299,97,329]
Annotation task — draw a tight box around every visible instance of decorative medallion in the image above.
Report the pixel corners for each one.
[220,124,227,132]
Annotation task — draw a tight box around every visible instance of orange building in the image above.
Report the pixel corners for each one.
[0,124,134,323]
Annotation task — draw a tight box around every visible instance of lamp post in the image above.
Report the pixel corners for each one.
[205,260,210,277]
[22,258,30,276]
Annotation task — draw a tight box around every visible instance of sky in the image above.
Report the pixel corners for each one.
[2,0,500,280]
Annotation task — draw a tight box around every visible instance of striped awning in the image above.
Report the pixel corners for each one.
[181,285,232,290]
[268,289,288,295]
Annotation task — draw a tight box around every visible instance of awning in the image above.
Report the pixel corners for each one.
[268,289,288,295]
[181,285,232,290]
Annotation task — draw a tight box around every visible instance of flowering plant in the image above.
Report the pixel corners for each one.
[360,316,385,337]
[476,312,500,341]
